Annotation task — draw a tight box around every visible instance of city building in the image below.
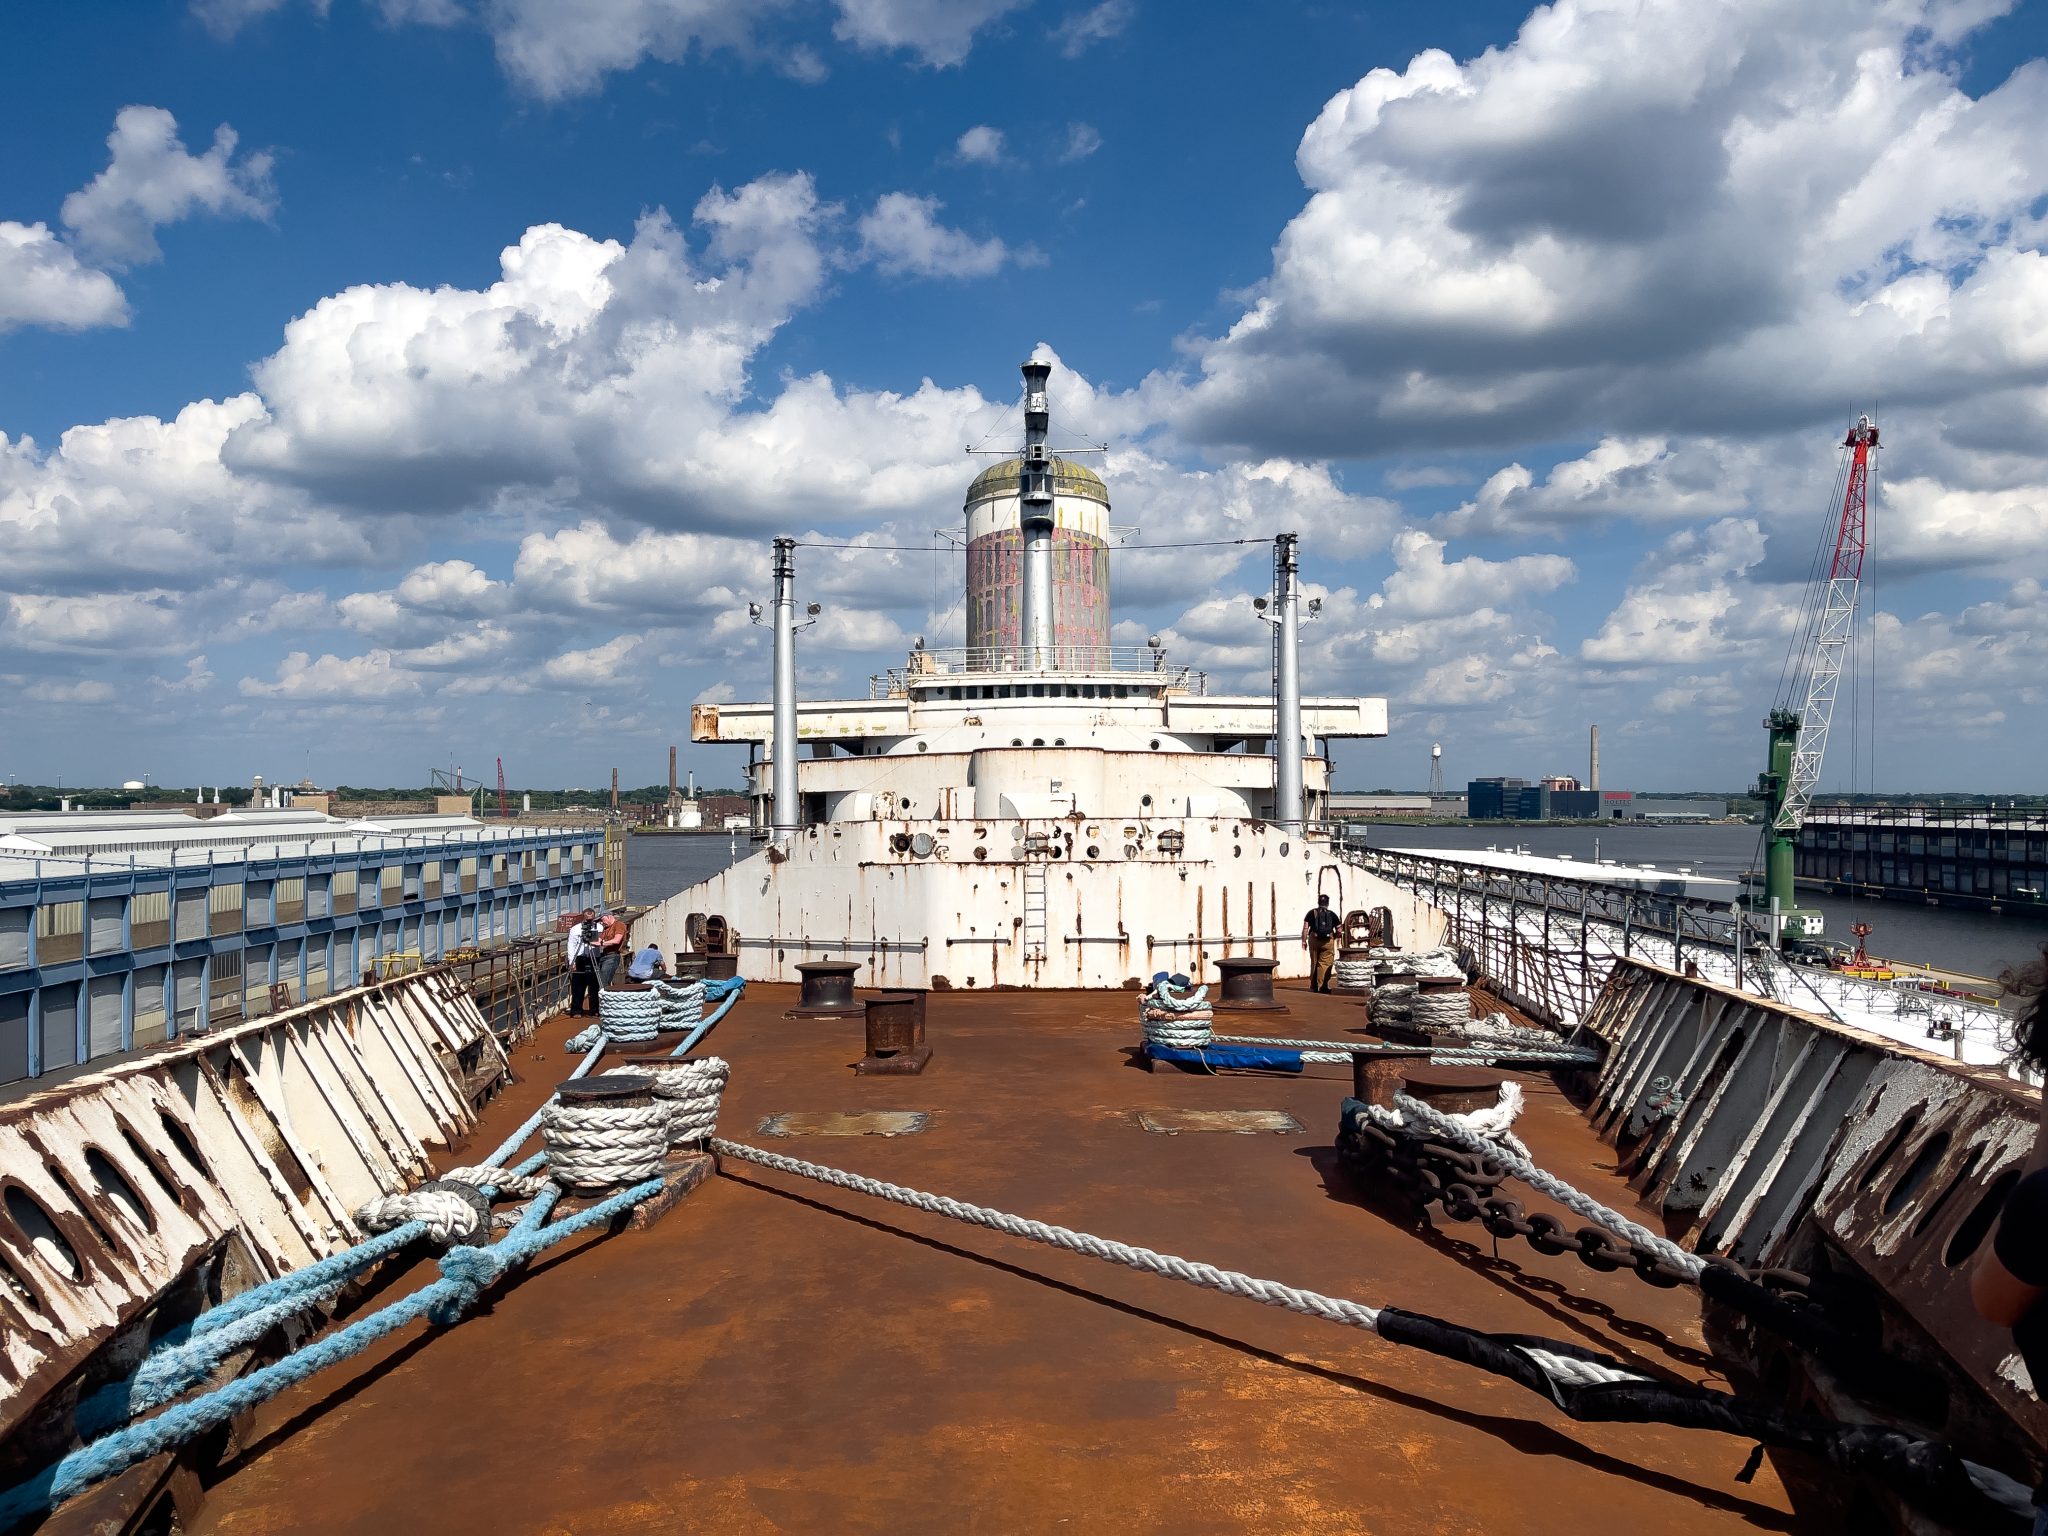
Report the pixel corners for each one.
[1467,779,1635,820]
[1,809,605,1086]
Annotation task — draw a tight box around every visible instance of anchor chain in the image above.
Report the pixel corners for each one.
[1338,1115,1812,1298]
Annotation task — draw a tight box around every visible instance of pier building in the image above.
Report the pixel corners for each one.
[1796,802,2048,911]
[0,809,603,1086]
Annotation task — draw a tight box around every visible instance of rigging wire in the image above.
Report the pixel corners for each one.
[793,536,1266,552]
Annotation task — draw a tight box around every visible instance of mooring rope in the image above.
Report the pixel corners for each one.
[564,975,746,1054]
[709,1138,2034,1527]
[0,1174,664,1527]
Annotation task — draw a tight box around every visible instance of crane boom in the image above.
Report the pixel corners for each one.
[1776,416,1876,834]
[1752,414,1876,943]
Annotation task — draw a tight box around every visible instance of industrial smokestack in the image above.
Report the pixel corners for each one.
[669,745,678,800]
[1018,359,1055,670]
[610,767,619,813]
[522,791,531,814]
[1590,724,1600,792]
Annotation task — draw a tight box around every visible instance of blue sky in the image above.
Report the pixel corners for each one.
[5,0,2048,795]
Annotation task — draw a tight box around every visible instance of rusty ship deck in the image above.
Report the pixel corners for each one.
[186,982,1798,1535]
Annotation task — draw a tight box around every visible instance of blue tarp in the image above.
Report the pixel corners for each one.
[1142,1042,1306,1073]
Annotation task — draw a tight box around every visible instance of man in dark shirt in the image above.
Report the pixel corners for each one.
[1301,894,1342,993]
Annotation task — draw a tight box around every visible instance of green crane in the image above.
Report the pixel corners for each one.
[1752,416,1877,945]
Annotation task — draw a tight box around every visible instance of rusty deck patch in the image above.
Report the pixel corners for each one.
[756,1110,930,1137]
[1135,1108,1305,1135]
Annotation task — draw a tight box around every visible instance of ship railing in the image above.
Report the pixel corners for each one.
[869,644,1206,699]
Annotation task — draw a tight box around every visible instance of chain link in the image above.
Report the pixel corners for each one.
[1339,1116,1811,1298]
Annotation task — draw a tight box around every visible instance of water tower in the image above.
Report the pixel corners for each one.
[1428,743,1444,797]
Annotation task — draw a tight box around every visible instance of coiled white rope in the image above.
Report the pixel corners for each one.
[652,978,709,1022]
[441,1163,553,1199]
[355,1188,485,1244]
[542,1100,672,1190]
[1359,1088,1702,1281]
[605,1058,730,1146]
[1369,946,1465,980]
[1411,991,1473,1030]
[1331,958,1376,988]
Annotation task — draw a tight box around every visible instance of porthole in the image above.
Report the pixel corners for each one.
[1033,738,1045,747]
[85,1149,153,1233]
[1124,843,1138,858]
[1054,738,1066,746]
[1011,738,1024,747]
[1149,739,1161,750]
[1233,846,1243,858]
[916,741,929,753]
[1946,1166,2024,1267]
[119,1127,189,1210]
[0,1252,46,1317]
[974,847,988,861]
[1912,1146,1983,1240]
[1141,795,1154,808]
[1863,1115,1919,1188]
[4,1188,82,1280]
[1086,845,1100,859]
[158,1112,212,1180]
[1883,1130,1951,1217]
[1279,842,1290,857]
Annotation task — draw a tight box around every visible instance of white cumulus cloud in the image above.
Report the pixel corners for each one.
[61,105,274,266]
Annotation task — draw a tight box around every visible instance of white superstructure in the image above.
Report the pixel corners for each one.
[639,359,1445,989]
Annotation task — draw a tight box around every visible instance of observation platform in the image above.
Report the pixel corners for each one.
[194,984,1795,1534]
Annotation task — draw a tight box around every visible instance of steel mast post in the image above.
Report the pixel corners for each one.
[1018,360,1056,671]
[1273,533,1304,832]
[771,535,798,839]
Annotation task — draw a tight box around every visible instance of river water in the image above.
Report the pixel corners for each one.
[619,823,2048,985]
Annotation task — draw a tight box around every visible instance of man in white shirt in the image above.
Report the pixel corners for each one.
[567,909,602,1016]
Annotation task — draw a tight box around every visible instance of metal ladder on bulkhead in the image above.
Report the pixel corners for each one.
[1022,861,1048,961]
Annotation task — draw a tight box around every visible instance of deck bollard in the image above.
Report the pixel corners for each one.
[1212,956,1285,1013]
[789,960,864,1018]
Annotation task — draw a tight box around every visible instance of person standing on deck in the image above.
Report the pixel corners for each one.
[1971,953,2048,1531]
[1301,894,1341,993]
[595,910,629,988]
[567,909,601,1016]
